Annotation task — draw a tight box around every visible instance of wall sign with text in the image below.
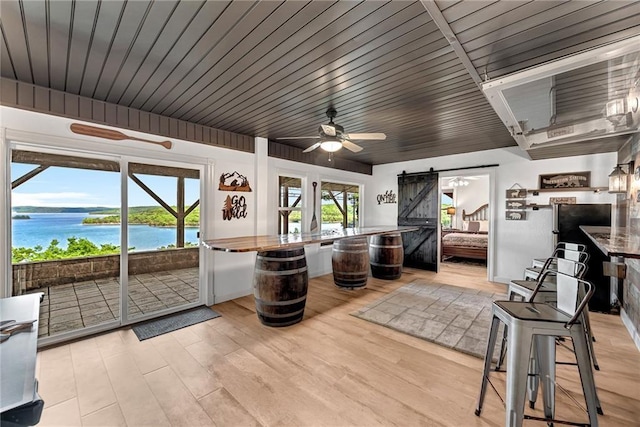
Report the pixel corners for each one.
[377,190,397,204]
[549,197,577,204]
[222,195,248,220]
[538,171,590,189]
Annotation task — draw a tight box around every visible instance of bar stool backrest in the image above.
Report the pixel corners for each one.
[558,242,587,252]
[553,247,589,264]
[556,258,587,279]
[555,272,594,326]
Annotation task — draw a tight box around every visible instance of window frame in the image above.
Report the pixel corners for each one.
[319,180,361,231]
[277,174,303,235]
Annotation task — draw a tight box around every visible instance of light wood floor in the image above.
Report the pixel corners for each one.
[36,264,640,426]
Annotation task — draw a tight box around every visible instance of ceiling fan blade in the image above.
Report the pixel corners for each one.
[276,136,320,140]
[303,142,322,153]
[344,132,386,140]
[320,124,336,136]
[342,139,363,153]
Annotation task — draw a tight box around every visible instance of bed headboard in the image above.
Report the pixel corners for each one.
[462,203,489,221]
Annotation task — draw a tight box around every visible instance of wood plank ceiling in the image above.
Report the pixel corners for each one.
[1,1,639,166]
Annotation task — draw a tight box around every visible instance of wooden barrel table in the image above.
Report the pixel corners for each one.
[369,233,404,280]
[253,247,308,327]
[332,237,370,289]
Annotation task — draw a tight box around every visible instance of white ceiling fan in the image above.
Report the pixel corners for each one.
[449,176,480,187]
[277,108,386,153]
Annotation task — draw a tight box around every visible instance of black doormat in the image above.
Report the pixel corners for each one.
[132,306,220,341]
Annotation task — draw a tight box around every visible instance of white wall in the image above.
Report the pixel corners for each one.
[0,106,258,304]
[0,106,374,303]
[0,106,620,303]
[452,176,490,227]
[365,147,618,283]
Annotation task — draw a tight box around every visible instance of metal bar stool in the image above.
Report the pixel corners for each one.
[497,257,587,370]
[475,270,600,427]
[507,256,600,371]
[501,259,601,413]
[524,248,598,374]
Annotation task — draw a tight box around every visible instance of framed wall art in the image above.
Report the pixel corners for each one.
[505,199,526,210]
[505,211,526,221]
[505,188,527,199]
[538,171,590,189]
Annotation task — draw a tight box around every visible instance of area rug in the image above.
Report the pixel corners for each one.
[132,306,220,341]
[351,281,506,359]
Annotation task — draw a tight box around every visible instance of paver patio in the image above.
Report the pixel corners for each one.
[28,267,199,338]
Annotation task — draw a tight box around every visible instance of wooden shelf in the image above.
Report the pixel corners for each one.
[526,204,551,210]
[529,187,607,194]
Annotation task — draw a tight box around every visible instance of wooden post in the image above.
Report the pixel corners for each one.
[177,177,185,248]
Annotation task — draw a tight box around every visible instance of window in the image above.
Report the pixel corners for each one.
[278,176,302,234]
[441,190,454,229]
[320,181,359,231]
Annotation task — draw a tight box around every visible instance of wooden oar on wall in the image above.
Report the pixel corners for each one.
[70,123,173,150]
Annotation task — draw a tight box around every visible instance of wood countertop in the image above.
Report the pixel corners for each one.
[579,226,640,259]
[202,226,417,253]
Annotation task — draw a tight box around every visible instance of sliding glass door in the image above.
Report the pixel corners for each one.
[126,162,201,321]
[10,149,122,339]
[9,145,205,342]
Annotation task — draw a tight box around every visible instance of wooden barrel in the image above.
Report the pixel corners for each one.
[332,237,370,289]
[369,233,404,280]
[254,248,308,327]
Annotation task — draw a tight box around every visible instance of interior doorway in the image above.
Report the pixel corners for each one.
[439,174,490,273]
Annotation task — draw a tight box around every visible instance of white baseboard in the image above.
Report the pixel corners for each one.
[214,289,252,304]
[620,308,640,353]
[493,276,511,285]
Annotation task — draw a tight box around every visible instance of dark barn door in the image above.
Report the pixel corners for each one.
[398,172,439,271]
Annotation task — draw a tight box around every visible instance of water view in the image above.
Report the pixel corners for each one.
[12,212,199,251]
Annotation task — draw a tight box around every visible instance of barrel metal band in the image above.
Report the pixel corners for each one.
[254,266,308,276]
[257,255,305,262]
[259,308,305,319]
[255,295,307,306]
[369,244,403,249]
[334,271,369,276]
[370,261,402,267]
[333,249,368,254]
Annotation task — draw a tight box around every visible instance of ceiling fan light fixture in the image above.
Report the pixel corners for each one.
[450,177,469,187]
[320,139,342,152]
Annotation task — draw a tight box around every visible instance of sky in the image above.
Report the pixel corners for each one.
[11,163,200,208]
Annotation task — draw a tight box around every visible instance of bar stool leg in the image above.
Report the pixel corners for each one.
[476,316,501,415]
[571,327,601,425]
[582,311,600,370]
[526,350,539,408]
[496,290,516,371]
[535,335,557,420]
[505,324,533,427]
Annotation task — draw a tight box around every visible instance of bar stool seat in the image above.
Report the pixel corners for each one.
[476,272,601,427]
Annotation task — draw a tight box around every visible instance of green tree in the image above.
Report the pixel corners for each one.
[83,206,200,227]
[12,237,124,263]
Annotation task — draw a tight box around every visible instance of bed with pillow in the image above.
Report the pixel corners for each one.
[442,204,489,261]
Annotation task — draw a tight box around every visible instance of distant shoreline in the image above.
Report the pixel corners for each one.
[82,223,200,228]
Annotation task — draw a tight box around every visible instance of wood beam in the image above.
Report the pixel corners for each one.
[11,165,49,189]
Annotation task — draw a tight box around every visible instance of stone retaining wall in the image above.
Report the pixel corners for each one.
[12,247,199,292]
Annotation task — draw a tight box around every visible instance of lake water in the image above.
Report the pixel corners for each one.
[12,213,199,251]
